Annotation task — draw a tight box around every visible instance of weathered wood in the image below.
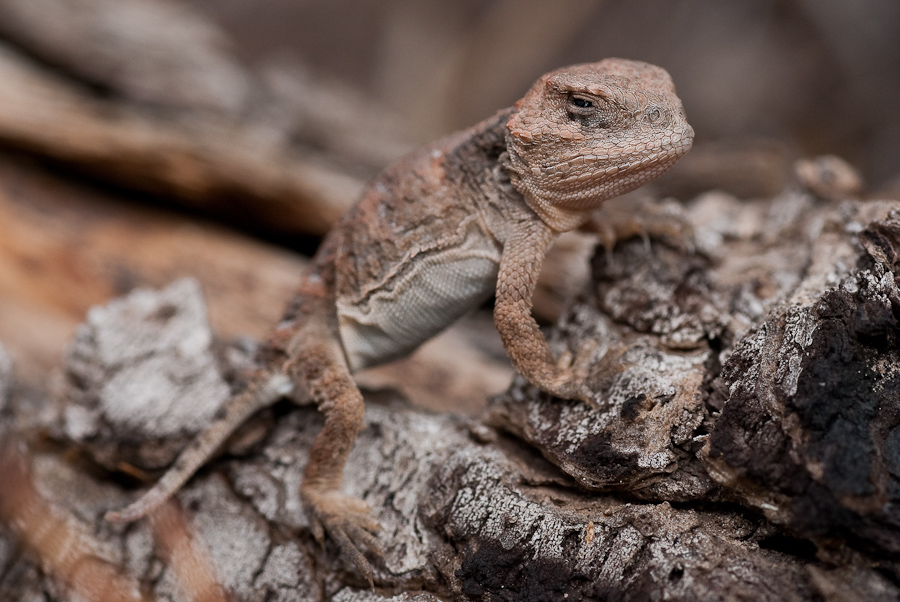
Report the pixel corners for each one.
[0,0,251,114]
[2,164,898,601]
[705,209,900,566]
[0,157,307,383]
[0,43,361,236]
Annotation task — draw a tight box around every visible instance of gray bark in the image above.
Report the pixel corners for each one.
[2,173,899,600]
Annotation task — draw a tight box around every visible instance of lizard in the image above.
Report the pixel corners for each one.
[105,58,694,582]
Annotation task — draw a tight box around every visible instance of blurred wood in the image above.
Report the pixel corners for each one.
[376,0,604,136]
[0,438,152,602]
[0,156,307,383]
[0,0,422,239]
[0,0,251,114]
[0,0,415,168]
[150,501,233,602]
[260,59,414,169]
[0,43,362,237]
[655,139,792,200]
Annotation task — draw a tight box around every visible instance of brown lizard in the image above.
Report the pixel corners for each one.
[105,58,694,582]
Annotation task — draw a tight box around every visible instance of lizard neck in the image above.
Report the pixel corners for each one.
[519,191,591,232]
[497,151,591,233]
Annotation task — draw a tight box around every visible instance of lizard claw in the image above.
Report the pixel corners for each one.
[572,339,598,379]
[548,376,597,408]
[302,490,383,587]
[556,350,575,371]
[556,339,596,373]
[548,340,599,407]
[573,340,601,407]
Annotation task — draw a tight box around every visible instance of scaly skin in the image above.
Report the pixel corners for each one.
[106,58,694,584]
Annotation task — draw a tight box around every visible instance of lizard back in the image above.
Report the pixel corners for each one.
[331,109,516,372]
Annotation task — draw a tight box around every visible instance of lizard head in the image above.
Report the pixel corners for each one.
[505,59,694,231]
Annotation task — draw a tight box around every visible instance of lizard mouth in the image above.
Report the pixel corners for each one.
[543,123,694,176]
[543,139,692,179]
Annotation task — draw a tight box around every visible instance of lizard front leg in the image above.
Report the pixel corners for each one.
[494,216,595,404]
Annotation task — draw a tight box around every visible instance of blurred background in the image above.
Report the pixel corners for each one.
[183,0,900,185]
[0,0,898,393]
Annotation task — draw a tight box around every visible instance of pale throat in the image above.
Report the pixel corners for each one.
[521,188,601,232]
[518,164,661,232]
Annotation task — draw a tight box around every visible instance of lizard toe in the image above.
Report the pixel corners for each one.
[572,339,598,380]
[329,524,375,588]
[303,490,384,585]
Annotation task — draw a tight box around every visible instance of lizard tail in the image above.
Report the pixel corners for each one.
[105,371,294,523]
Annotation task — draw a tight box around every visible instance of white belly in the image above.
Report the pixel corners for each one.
[337,232,500,372]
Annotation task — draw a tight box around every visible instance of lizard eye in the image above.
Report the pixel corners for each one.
[572,97,593,108]
[566,93,613,128]
[566,94,597,117]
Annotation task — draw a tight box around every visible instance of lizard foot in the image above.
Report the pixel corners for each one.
[302,489,383,587]
[587,197,695,262]
[549,340,599,407]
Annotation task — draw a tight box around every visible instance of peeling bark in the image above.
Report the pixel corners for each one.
[706,212,900,566]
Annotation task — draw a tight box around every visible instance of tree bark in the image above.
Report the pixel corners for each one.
[2,170,898,601]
